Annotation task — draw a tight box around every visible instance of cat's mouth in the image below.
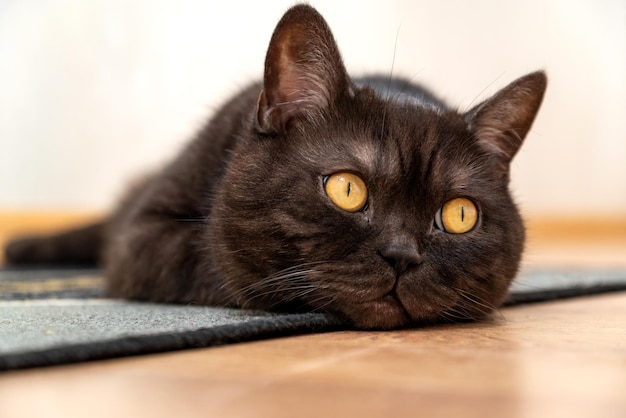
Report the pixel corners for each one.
[382,291,403,307]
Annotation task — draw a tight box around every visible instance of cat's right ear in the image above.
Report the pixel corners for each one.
[465,71,547,174]
[255,5,351,135]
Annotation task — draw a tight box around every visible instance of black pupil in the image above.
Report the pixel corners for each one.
[346,181,351,196]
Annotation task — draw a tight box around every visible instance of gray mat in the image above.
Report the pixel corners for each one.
[0,299,318,354]
[0,268,345,370]
[1,267,626,371]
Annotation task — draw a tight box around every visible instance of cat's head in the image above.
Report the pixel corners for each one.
[211,5,546,329]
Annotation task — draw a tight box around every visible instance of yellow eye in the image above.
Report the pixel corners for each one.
[437,198,478,234]
[324,172,368,212]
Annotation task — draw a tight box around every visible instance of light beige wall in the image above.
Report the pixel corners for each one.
[1,0,625,217]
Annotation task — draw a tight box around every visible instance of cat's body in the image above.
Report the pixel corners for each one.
[5,5,546,329]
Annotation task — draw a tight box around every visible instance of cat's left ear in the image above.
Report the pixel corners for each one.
[255,5,352,135]
[465,71,547,172]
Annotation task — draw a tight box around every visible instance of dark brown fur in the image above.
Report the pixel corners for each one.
[5,5,547,329]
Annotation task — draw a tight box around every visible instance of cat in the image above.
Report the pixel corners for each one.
[4,4,547,330]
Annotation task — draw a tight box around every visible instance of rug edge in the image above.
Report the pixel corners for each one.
[0,313,347,372]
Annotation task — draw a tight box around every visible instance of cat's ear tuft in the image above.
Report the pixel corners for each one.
[465,71,547,172]
[255,5,351,135]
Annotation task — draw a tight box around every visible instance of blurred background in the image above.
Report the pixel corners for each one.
[1,0,625,220]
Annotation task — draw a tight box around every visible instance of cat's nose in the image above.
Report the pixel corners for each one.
[380,243,423,276]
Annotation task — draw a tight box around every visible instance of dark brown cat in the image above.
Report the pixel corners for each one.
[5,5,547,329]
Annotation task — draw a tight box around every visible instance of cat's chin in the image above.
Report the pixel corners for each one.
[345,295,413,330]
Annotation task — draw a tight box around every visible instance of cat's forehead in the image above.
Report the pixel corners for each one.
[342,103,484,195]
[293,90,484,194]
[356,103,467,163]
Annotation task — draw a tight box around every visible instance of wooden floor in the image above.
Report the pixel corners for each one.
[0,213,625,418]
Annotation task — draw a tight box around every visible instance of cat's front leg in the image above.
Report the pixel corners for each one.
[104,214,204,303]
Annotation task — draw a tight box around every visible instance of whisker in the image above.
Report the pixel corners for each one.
[305,293,337,313]
[174,218,208,223]
[464,72,505,112]
[226,260,339,309]
[455,288,504,320]
[379,25,402,141]
[439,308,469,323]
[386,25,402,96]
[456,289,494,313]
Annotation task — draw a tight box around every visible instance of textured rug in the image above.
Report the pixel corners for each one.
[1,267,626,371]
